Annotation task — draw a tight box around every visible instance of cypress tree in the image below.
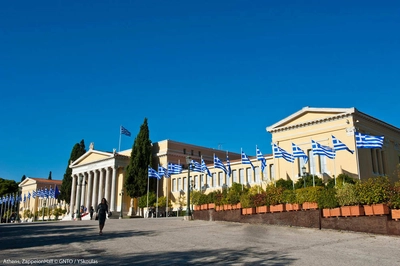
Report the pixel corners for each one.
[59,140,86,204]
[125,118,153,199]
[21,175,26,183]
[48,171,52,180]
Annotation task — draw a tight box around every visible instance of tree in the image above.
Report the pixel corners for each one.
[21,175,26,183]
[59,140,86,204]
[0,178,18,196]
[125,118,152,199]
[48,171,52,180]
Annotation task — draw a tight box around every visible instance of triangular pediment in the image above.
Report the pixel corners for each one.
[267,107,355,132]
[70,150,114,167]
[19,177,37,187]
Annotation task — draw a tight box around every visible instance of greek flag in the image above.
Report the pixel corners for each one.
[273,144,294,163]
[355,132,384,149]
[158,165,170,178]
[312,140,336,159]
[201,159,212,177]
[332,135,354,154]
[32,190,36,199]
[28,192,31,199]
[168,162,182,174]
[241,150,255,169]
[44,187,49,198]
[23,194,26,202]
[292,143,309,163]
[148,166,161,179]
[214,154,228,174]
[120,126,131,137]
[49,187,54,199]
[226,154,232,177]
[191,160,203,173]
[256,146,266,172]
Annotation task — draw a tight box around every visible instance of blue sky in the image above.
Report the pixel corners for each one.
[1,1,399,183]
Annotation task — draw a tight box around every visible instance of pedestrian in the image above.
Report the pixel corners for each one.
[89,206,94,220]
[96,198,109,235]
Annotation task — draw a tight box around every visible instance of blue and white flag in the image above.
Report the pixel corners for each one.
[214,154,228,174]
[23,194,26,202]
[312,140,336,159]
[148,166,161,179]
[256,146,266,173]
[332,135,354,154]
[44,187,49,198]
[120,126,131,137]
[201,159,212,177]
[158,165,170,178]
[190,160,203,173]
[49,187,54,199]
[241,150,255,169]
[226,153,232,178]
[28,192,31,200]
[32,190,36,199]
[355,132,384,149]
[54,185,60,199]
[273,144,294,163]
[168,162,182,174]
[292,143,309,164]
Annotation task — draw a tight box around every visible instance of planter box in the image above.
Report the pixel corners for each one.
[322,209,330,218]
[330,207,341,217]
[303,202,318,210]
[194,205,201,211]
[208,203,215,209]
[256,206,270,214]
[364,204,389,216]
[201,204,208,210]
[350,206,364,217]
[215,205,223,212]
[224,204,232,211]
[391,209,400,221]
[236,203,242,209]
[270,204,286,213]
[341,206,351,217]
[242,207,256,215]
[286,203,301,211]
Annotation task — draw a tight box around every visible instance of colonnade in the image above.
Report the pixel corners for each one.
[70,166,119,217]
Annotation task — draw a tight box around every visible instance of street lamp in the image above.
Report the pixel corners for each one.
[190,180,194,213]
[302,166,307,188]
[119,189,124,219]
[185,156,192,220]
[76,174,83,220]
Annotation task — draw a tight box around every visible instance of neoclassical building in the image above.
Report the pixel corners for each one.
[67,107,400,216]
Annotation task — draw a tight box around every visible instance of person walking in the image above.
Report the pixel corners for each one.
[96,198,109,235]
[89,206,94,220]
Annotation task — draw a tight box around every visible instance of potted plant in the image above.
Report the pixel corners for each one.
[388,182,400,220]
[265,185,286,212]
[356,176,390,216]
[240,191,255,215]
[227,182,243,209]
[336,183,364,217]
[318,188,340,217]
[282,189,301,211]
[296,187,323,210]
[251,192,269,213]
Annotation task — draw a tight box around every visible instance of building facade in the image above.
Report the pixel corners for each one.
[67,107,400,215]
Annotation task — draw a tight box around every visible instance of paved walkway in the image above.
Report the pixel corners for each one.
[1,217,400,265]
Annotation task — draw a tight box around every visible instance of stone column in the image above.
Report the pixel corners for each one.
[70,175,77,218]
[110,166,117,212]
[98,169,105,203]
[86,171,93,210]
[75,175,82,216]
[81,173,86,208]
[92,170,99,208]
[105,167,111,204]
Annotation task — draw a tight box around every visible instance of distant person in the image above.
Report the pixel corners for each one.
[89,206,94,220]
[96,198,109,235]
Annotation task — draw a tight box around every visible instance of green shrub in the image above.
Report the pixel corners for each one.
[355,176,391,205]
[296,187,323,204]
[294,175,324,189]
[388,183,400,209]
[191,190,202,205]
[198,194,208,205]
[282,189,297,204]
[336,183,359,206]
[240,192,253,208]
[276,179,294,190]
[265,185,285,206]
[317,188,339,209]
[251,192,267,207]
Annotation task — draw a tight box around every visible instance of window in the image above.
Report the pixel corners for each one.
[183,149,186,154]
[308,150,316,175]
[183,177,187,191]
[194,175,198,189]
[198,151,201,157]
[191,150,194,155]
[270,164,275,180]
[246,168,252,184]
[255,166,260,183]
[232,170,237,183]
[239,169,245,184]
[219,172,224,187]
[212,173,216,187]
[178,178,181,191]
[262,164,268,181]
[172,178,176,192]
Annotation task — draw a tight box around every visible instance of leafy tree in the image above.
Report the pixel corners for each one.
[59,140,86,204]
[125,118,153,199]
[326,173,356,188]
[21,175,26,183]
[0,178,18,196]
[294,174,323,189]
[138,191,156,208]
[276,178,294,190]
[48,171,52,180]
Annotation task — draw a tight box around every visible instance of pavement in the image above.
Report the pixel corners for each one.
[1,217,400,266]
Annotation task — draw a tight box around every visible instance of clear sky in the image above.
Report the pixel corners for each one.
[1,1,399,183]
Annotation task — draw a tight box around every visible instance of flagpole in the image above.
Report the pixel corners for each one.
[118,126,122,152]
[166,167,169,216]
[156,178,159,218]
[146,167,150,218]
[354,131,361,180]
